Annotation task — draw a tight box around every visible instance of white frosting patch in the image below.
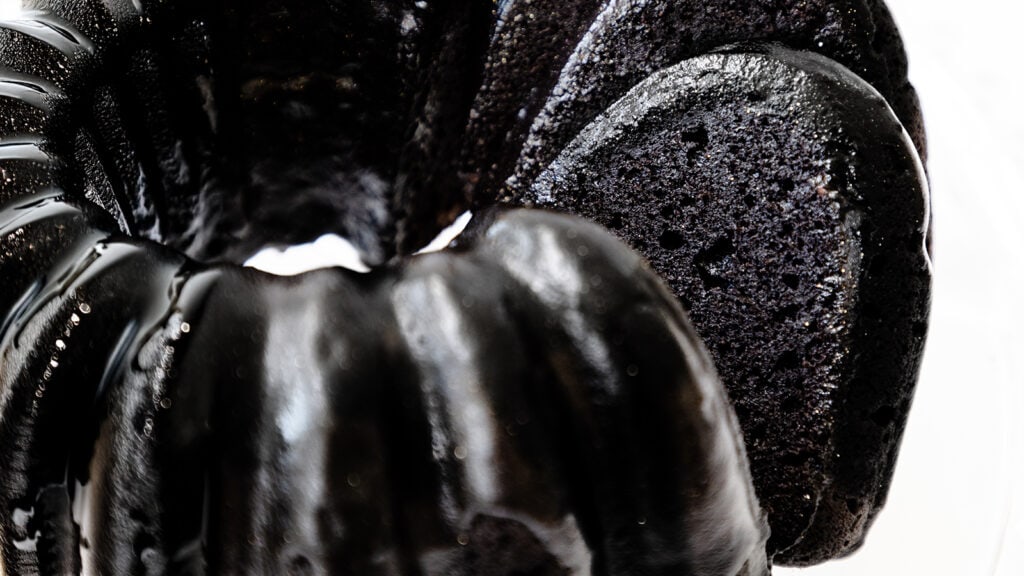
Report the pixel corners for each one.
[11,531,38,552]
[243,212,473,275]
[415,211,472,254]
[244,234,371,275]
[8,505,37,553]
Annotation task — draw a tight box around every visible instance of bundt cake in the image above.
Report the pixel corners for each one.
[0,203,769,574]
[0,0,930,573]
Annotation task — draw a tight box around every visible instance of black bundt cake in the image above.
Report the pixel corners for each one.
[0,0,930,573]
[0,203,769,574]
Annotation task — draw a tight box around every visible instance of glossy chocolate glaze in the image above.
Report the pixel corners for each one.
[0,189,771,575]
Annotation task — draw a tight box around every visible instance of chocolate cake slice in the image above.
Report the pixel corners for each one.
[465,0,925,207]
[459,0,605,203]
[527,44,931,564]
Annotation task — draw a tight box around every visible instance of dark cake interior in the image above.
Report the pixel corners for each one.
[527,44,930,562]
[468,0,924,209]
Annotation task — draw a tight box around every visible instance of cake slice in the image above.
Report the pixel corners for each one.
[527,44,931,563]
[465,0,925,208]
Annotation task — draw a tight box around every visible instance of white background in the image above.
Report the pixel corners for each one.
[2,0,1023,574]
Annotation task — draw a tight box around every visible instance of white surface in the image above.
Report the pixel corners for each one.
[778,0,1024,574]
